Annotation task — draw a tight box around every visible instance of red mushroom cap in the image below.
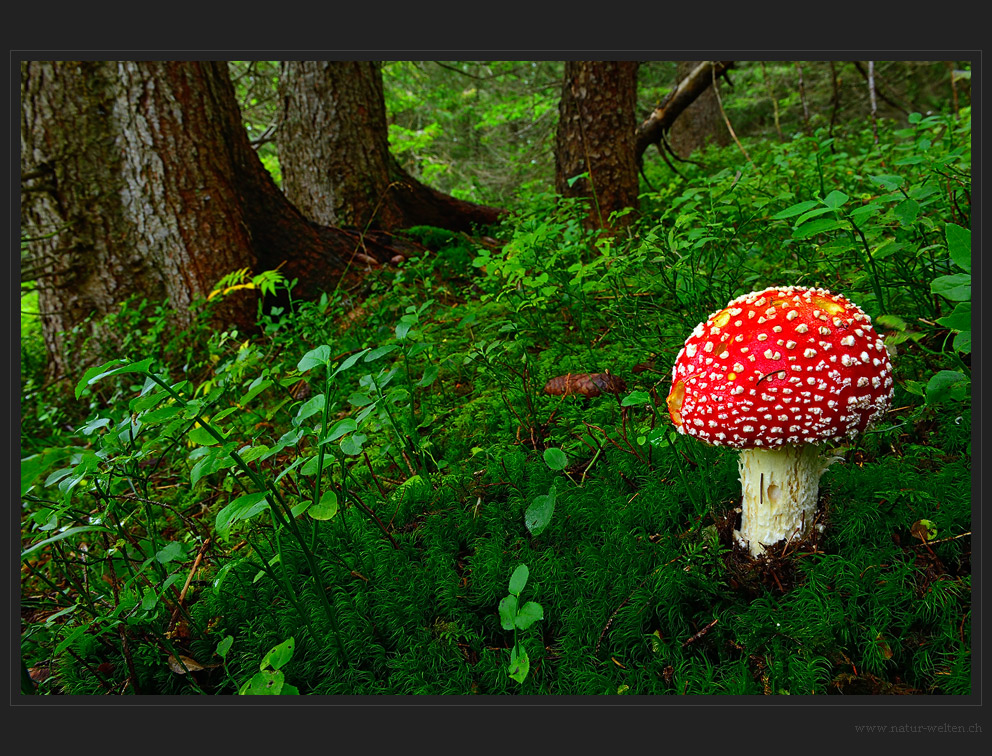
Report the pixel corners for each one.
[666,286,894,449]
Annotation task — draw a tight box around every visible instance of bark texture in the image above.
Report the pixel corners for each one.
[554,61,639,230]
[279,61,505,233]
[21,61,417,380]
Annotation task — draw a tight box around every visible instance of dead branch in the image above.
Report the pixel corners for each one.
[634,61,734,164]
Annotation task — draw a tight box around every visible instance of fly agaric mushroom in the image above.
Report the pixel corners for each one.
[666,286,893,557]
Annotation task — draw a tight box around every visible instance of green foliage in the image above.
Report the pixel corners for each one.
[498,565,544,684]
[239,637,299,695]
[20,68,970,697]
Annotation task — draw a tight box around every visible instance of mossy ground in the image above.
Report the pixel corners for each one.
[21,114,972,698]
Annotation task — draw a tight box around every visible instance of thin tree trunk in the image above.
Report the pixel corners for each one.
[867,60,879,145]
[279,61,505,233]
[760,61,784,142]
[795,62,811,135]
[555,60,639,230]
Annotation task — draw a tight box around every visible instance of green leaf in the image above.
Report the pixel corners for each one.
[211,560,243,595]
[79,416,111,436]
[300,455,320,476]
[244,669,284,695]
[935,302,971,332]
[930,273,971,302]
[364,345,399,362]
[339,433,367,456]
[869,174,904,191]
[216,635,234,661]
[239,377,274,407]
[792,218,845,239]
[525,488,556,537]
[215,492,270,535]
[141,405,183,425]
[566,171,589,188]
[822,190,849,209]
[925,370,969,405]
[347,391,375,407]
[515,601,544,630]
[621,390,652,407]
[21,448,71,496]
[75,358,154,398]
[238,444,272,465]
[952,330,971,354]
[261,637,295,671]
[55,624,92,657]
[647,426,673,448]
[875,314,908,331]
[792,206,835,226]
[297,345,331,373]
[308,490,339,521]
[331,348,371,377]
[21,525,114,560]
[416,365,439,387]
[190,444,237,486]
[508,645,530,684]
[188,425,221,447]
[945,223,971,273]
[542,447,568,471]
[893,198,920,227]
[290,499,312,518]
[771,200,819,220]
[508,564,529,596]
[498,595,518,631]
[848,202,883,225]
[395,315,418,340]
[320,418,358,445]
[141,587,159,612]
[293,394,326,426]
[155,541,185,564]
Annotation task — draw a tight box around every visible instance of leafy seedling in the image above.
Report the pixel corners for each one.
[498,564,544,684]
[239,636,299,695]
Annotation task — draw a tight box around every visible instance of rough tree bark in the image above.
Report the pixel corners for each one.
[278,61,505,233]
[554,61,640,230]
[20,60,418,380]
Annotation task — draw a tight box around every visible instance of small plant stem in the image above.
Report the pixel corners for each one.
[243,529,317,640]
[347,491,399,550]
[143,372,351,667]
[370,375,420,475]
[670,435,702,515]
[848,219,888,312]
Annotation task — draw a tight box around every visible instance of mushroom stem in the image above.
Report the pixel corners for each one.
[734,445,841,557]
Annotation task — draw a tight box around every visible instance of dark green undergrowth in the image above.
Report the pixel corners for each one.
[21,110,971,696]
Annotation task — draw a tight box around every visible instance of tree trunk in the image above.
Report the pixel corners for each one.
[20,60,417,380]
[554,61,639,230]
[634,60,734,163]
[668,61,731,158]
[278,61,505,233]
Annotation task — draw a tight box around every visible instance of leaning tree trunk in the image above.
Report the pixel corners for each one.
[21,60,416,381]
[554,60,640,231]
[668,60,731,158]
[634,60,734,164]
[278,60,504,233]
